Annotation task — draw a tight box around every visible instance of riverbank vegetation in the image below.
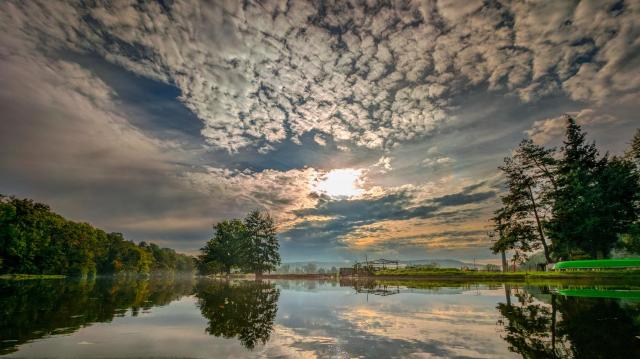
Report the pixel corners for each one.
[492,117,640,266]
[0,196,195,277]
[373,267,640,281]
[197,209,281,276]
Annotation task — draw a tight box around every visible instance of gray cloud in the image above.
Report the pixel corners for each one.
[280,182,496,259]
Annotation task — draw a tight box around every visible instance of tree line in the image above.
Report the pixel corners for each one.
[492,116,640,264]
[0,195,195,276]
[197,209,281,275]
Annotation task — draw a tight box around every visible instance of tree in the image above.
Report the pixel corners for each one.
[198,220,247,275]
[303,262,317,274]
[243,210,280,275]
[493,139,557,264]
[621,129,640,254]
[547,118,640,259]
[0,195,194,276]
[627,128,640,165]
[278,264,290,274]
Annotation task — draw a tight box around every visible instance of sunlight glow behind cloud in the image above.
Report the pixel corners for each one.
[314,169,364,199]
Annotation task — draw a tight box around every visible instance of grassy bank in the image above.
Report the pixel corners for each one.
[0,274,66,280]
[372,268,640,281]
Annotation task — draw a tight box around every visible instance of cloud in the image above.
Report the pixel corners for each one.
[373,156,393,173]
[2,0,637,154]
[0,50,221,248]
[313,134,327,146]
[280,178,496,258]
[525,108,622,144]
[1,0,638,260]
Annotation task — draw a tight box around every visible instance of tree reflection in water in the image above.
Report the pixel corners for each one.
[195,279,279,350]
[497,285,640,358]
[0,275,195,355]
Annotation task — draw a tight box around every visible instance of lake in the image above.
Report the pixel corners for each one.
[1,277,639,358]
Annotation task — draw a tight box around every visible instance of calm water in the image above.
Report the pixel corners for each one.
[1,277,639,358]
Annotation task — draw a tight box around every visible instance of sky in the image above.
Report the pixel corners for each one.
[0,0,638,263]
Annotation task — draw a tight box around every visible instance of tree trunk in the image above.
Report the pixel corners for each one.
[501,250,508,272]
[498,222,508,272]
[527,183,551,264]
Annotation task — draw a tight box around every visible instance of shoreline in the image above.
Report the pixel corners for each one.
[261,270,640,282]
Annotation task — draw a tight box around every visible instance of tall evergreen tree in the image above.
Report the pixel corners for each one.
[243,209,280,275]
[547,117,640,259]
[493,139,556,264]
[627,128,640,165]
[620,128,640,254]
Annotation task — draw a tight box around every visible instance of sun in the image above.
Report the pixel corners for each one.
[314,168,364,198]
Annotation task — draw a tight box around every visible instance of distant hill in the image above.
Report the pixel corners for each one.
[282,261,352,270]
[400,259,483,269]
[282,258,483,270]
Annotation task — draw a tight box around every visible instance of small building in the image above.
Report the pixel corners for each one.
[340,258,400,277]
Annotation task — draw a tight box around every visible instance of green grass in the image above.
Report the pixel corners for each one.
[0,274,66,280]
[372,267,640,281]
[554,258,640,270]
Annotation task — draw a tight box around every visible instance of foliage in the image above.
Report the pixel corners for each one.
[197,209,280,275]
[0,195,195,276]
[243,209,281,274]
[197,219,247,274]
[493,117,640,262]
[303,262,318,274]
[492,139,556,264]
[547,118,640,259]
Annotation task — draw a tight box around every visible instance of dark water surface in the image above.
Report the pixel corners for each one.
[1,277,639,358]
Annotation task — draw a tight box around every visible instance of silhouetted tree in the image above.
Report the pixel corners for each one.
[547,117,640,259]
[493,139,556,264]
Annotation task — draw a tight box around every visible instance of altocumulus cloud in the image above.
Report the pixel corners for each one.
[0,0,638,260]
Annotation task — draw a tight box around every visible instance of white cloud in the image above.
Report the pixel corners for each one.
[525,108,621,144]
[313,133,327,146]
[3,1,636,154]
[373,156,393,173]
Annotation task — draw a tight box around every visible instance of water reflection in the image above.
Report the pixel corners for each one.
[0,275,194,355]
[195,279,279,350]
[340,278,401,296]
[497,285,640,358]
[2,278,640,358]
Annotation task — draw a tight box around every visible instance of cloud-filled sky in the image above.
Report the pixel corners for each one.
[1,0,638,262]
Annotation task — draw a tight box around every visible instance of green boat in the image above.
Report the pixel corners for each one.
[553,258,640,270]
[556,288,640,300]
